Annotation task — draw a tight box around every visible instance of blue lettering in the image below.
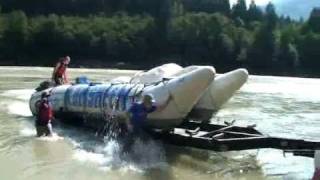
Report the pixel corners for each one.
[94,93,99,108]
[87,91,94,108]
[76,88,81,106]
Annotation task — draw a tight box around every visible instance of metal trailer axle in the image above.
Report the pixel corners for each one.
[148,121,320,158]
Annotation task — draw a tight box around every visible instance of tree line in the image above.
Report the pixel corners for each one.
[0,0,319,76]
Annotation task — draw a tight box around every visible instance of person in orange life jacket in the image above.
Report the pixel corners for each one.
[35,91,54,137]
[52,56,70,85]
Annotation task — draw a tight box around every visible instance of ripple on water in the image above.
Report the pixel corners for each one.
[1,89,35,101]
[0,89,34,117]
[7,101,33,117]
[257,149,314,180]
[1,68,320,180]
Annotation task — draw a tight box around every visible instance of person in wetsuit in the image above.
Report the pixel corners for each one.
[35,91,54,137]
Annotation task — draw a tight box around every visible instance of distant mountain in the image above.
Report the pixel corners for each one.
[230,0,320,20]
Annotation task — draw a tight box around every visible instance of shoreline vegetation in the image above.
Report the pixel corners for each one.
[0,0,319,77]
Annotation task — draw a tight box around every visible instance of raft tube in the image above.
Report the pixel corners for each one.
[30,67,214,129]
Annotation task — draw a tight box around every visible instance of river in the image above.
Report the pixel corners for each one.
[0,66,319,180]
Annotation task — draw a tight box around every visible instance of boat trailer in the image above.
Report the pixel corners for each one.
[148,121,320,158]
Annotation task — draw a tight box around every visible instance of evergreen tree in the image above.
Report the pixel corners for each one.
[308,8,320,32]
[182,0,231,14]
[231,0,247,21]
[298,32,320,68]
[172,0,184,17]
[279,25,299,69]
[234,27,252,64]
[265,2,278,29]
[247,0,263,22]
[249,2,279,68]
[222,0,231,15]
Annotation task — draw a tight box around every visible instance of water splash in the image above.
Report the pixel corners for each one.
[37,133,64,142]
[73,149,111,165]
[70,135,167,173]
[20,127,63,141]
[129,139,167,169]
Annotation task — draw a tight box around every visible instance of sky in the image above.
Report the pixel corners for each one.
[230,0,271,6]
[229,0,320,19]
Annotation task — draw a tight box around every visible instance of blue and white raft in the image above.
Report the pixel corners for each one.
[30,66,216,129]
[112,63,249,121]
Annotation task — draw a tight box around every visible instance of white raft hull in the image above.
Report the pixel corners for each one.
[30,67,214,129]
[113,63,249,121]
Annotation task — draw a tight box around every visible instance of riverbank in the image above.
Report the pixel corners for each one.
[1,61,319,79]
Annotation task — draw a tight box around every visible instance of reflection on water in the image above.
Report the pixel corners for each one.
[0,67,319,180]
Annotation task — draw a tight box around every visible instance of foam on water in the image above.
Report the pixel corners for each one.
[1,89,35,101]
[257,149,313,179]
[37,133,64,142]
[20,127,36,137]
[7,101,32,117]
[20,127,64,141]
[1,89,34,117]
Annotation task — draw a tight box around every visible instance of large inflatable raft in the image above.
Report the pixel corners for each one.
[111,63,248,120]
[29,64,248,129]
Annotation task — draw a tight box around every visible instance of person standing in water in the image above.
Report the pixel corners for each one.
[52,56,71,85]
[35,91,54,137]
[122,94,172,152]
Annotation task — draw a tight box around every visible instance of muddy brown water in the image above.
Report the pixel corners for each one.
[0,66,319,180]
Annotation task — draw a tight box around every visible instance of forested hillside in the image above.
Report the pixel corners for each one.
[0,0,319,76]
